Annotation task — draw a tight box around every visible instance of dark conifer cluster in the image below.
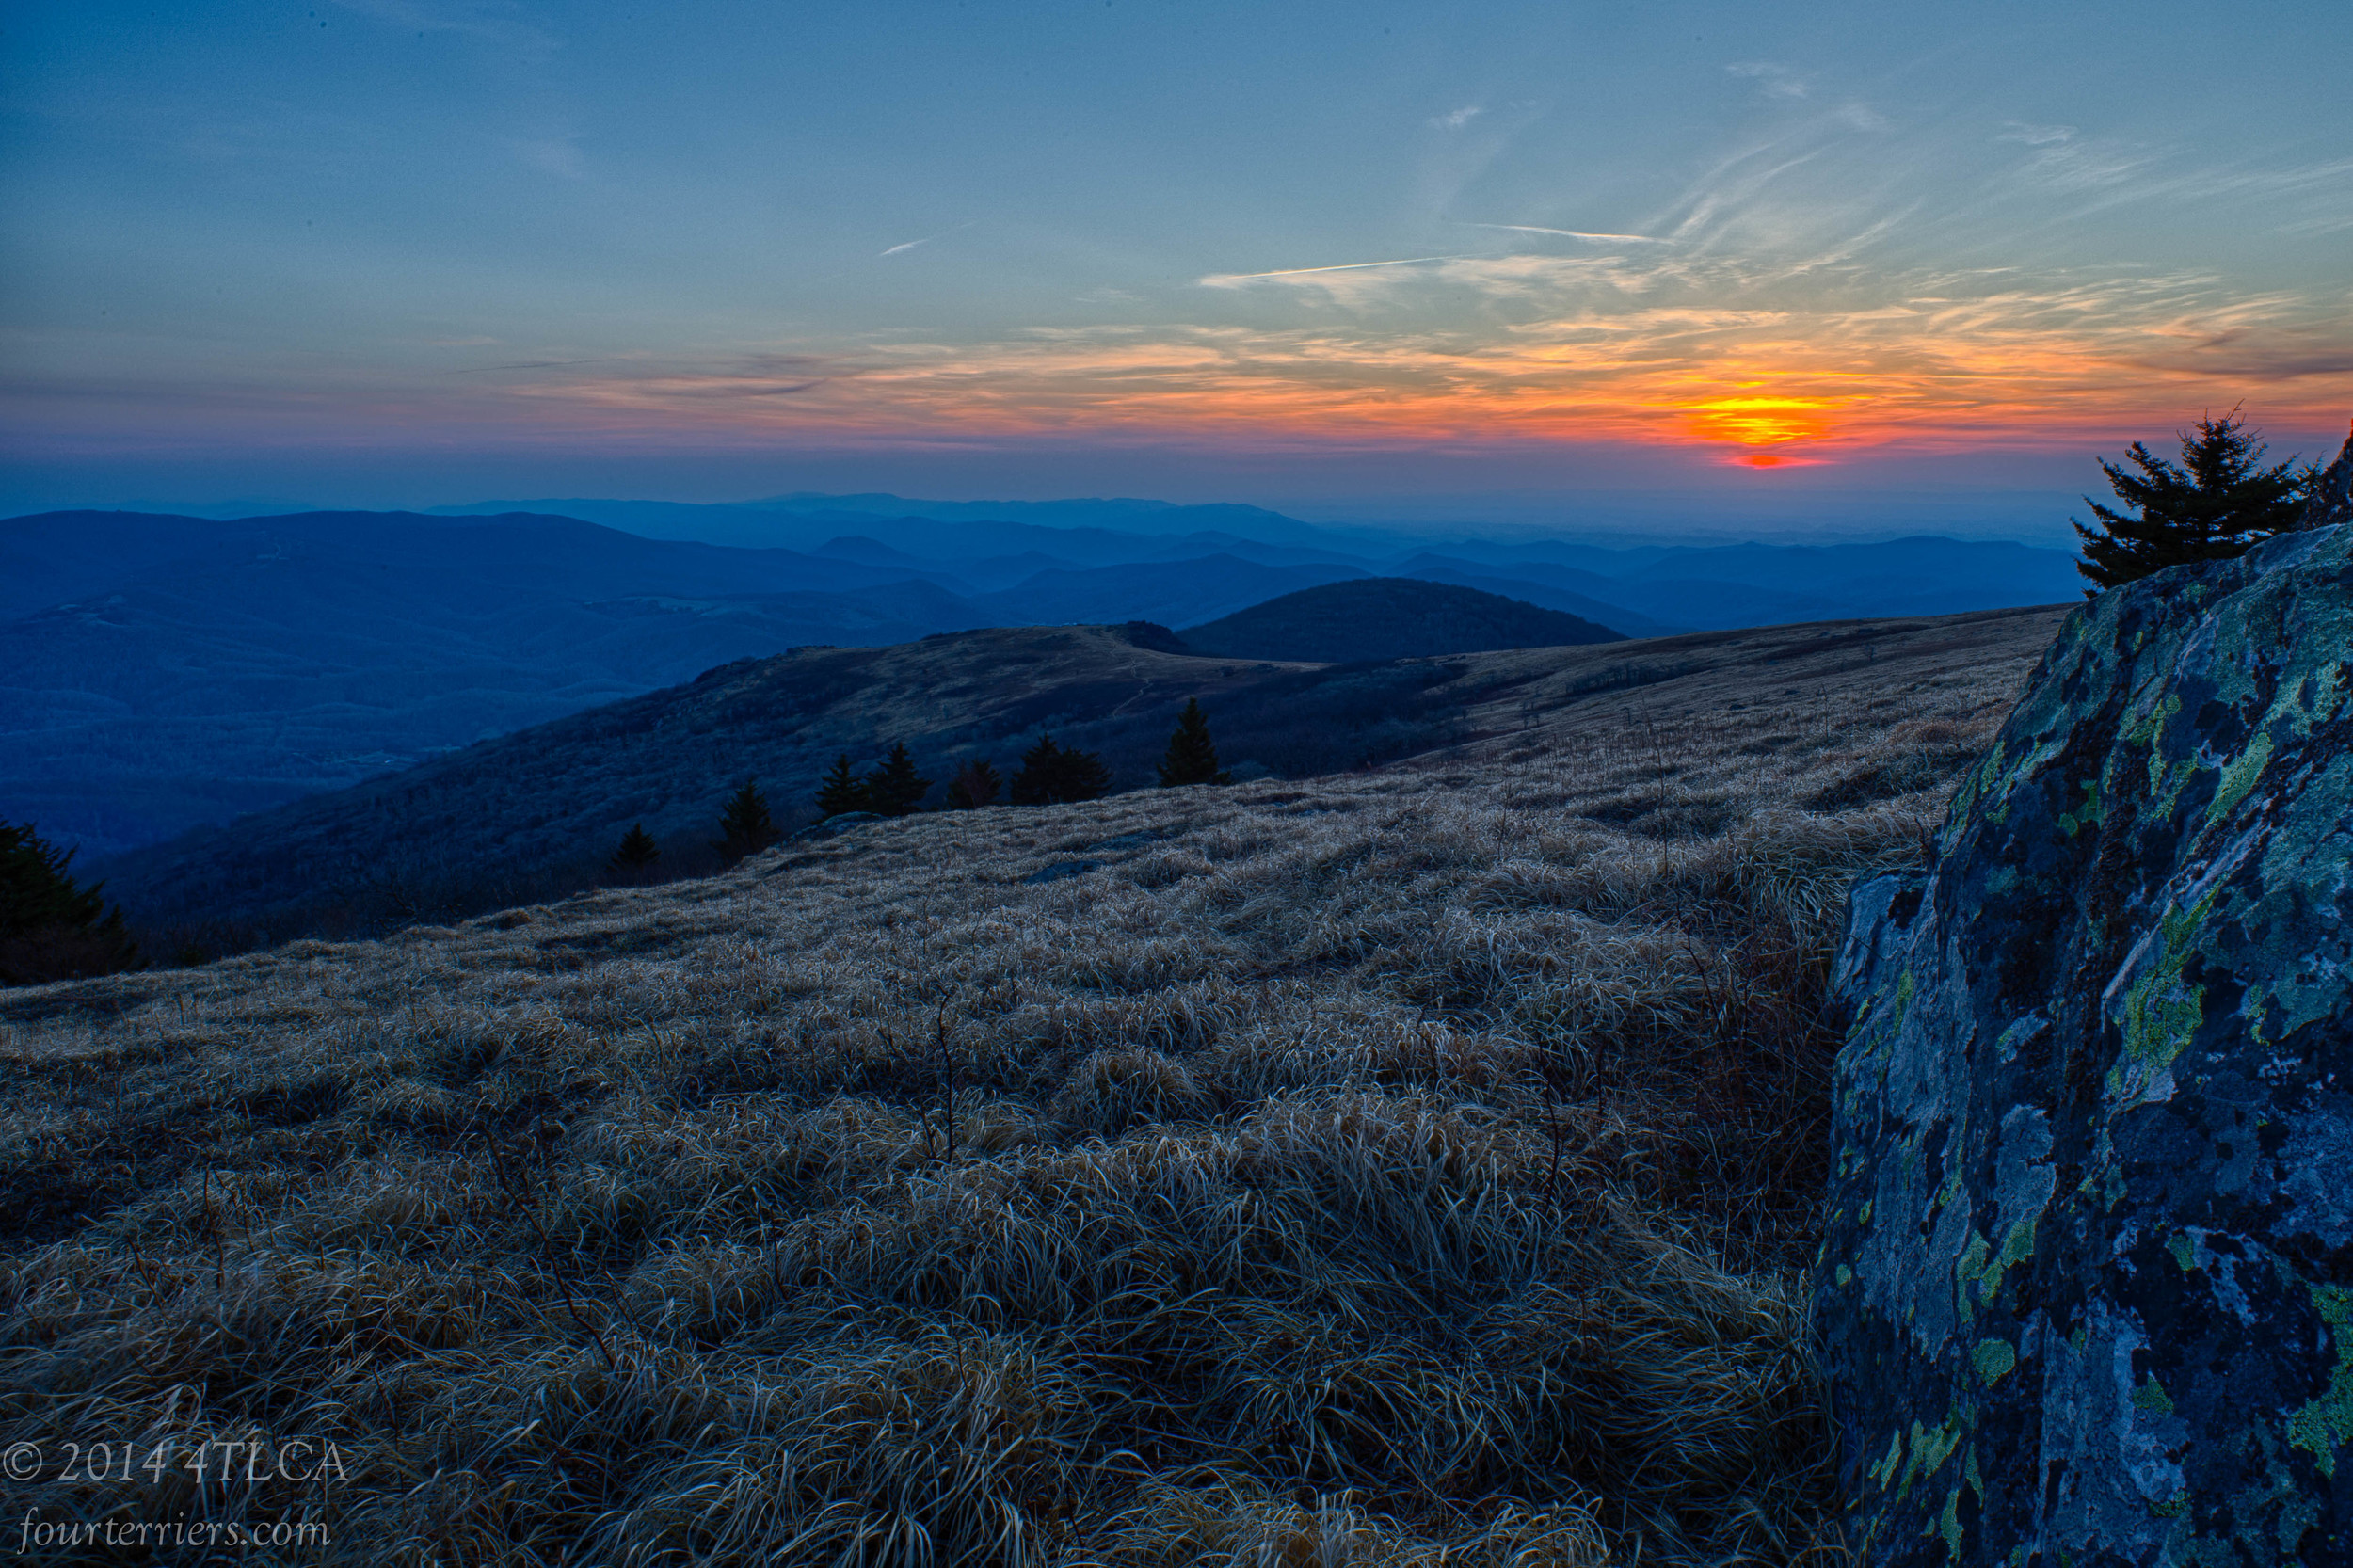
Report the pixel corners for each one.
[815,744,936,819]
[0,820,140,985]
[800,707,1239,823]
[601,777,781,888]
[1009,736,1112,805]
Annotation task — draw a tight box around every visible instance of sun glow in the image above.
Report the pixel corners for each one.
[1677,395,1843,451]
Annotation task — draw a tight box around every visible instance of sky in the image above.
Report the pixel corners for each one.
[3,0,2349,537]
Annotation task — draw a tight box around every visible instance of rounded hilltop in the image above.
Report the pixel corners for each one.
[1177,576,1627,664]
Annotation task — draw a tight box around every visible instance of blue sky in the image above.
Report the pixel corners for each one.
[3,0,2348,534]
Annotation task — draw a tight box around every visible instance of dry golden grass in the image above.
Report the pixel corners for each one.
[0,607,2063,1565]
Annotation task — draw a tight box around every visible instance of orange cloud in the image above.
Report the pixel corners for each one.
[258,247,2345,468]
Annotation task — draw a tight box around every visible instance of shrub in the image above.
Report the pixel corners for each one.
[949,758,1002,809]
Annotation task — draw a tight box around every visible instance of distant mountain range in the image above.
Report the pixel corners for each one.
[428,492,1364,552]
[428,492,2085,626]
[3,494,2084,864]
[1179,578,1623,663]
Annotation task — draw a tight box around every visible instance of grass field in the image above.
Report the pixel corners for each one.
[0,606,2064,1565]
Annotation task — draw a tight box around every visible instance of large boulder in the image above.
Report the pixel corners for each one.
[1819,510,2353,1562]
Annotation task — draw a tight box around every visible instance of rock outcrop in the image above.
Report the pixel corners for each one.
[1819,506,2353,1561]
[2304,421,2353,533]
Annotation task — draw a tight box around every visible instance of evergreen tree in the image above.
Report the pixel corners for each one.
[864,742,934,817]
[1156,697,1231,787]
[2074,411,2311,591]
[1009,736,1064,805]
[607,823,661,884]
[1010,735,1112,805]
[815,754,872,817]
[0,820,139,985]
[713,778,779,860]
[948,759,1002,809]
[1060,744,1112,803]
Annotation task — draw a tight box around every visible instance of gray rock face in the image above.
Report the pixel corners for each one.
[787,810,888,842]
[1819,510,2353,1562]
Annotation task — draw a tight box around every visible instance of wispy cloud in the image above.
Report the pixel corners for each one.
[425,95,2353,463]
[1992,123,2353,230]
[459,357,621,372]
[879,221,977,259]
[1727,61,1809,101]
[86,56,2345,472]
[1465,223,1671,245]
[1199,256,1476,286]
[1430,105,1483,130]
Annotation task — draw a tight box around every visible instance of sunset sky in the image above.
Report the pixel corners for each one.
[4,0,2349,534]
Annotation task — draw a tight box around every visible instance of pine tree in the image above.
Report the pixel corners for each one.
[714,778,779,860]
[865,743,934,817]
[2073,411,2311,591]
[815,754,872,817]
[1156,697,1230,787]
[607,823,661,883]
[0,820,139,985]
[948,759,1002,809]
[1010,735,1112,805]
[1009,736,1063,806]
[1059,745,1112,802]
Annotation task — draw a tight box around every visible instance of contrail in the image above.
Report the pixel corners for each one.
[1465,223,1670,243]
[1209,255,1474,281]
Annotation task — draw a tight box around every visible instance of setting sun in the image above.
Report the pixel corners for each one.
[1677,394,1843,451]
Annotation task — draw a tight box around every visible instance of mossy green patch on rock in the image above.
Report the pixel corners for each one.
[1973,1338,2017,1385]
[2206,731,2276,826]
[2290,1284,2353,1480]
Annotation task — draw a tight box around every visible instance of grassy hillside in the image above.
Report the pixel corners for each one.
[0,603,2062,1565]
[1181,578,1626,661]
[88,625,1357,938]
[97,608,2053,945]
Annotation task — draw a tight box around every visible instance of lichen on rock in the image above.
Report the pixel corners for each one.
[1819,494,2353,1561]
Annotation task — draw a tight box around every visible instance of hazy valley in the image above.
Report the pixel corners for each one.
[3,495,2084,869]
